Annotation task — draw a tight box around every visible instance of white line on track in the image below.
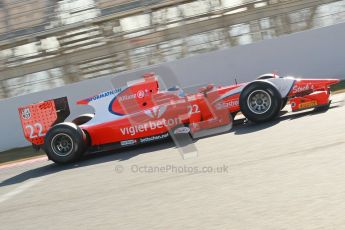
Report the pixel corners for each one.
[0,178,43,204]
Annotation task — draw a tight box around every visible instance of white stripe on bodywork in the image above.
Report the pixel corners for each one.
[82,86,127,126]
[216,84,247,103]
[266,77,295,98]
[216,77,295,103]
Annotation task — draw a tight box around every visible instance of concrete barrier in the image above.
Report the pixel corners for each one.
[1,22,345,151]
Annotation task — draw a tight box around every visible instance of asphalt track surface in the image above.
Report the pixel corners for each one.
[1,93,345,230]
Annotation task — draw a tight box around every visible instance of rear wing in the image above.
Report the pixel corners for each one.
[18,97,70,146]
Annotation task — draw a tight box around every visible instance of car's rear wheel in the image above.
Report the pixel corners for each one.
[44,123,87,164]
[240,81,282,123]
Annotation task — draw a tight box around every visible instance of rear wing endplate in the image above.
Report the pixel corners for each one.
[18,97,70,146]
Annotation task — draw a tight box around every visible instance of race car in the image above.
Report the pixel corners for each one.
[18,73,339,164]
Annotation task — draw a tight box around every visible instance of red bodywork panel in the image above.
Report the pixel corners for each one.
[81,90,231,146]
[74,76,236,146]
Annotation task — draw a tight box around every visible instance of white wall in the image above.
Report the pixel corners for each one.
[1,22,345,151]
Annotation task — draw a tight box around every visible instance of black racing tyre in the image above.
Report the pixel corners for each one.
[240,81,282,123]
[230,112,238,120]
[72,113,94,125]
[44,122,87,164]
[281,98,288,110]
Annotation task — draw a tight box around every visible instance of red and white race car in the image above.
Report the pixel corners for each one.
[18,73,339,164]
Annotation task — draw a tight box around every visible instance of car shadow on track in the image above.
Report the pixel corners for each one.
[0,142,176,187]
[1,102,343,187]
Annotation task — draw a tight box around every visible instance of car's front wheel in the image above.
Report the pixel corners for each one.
[44,123,87,164]
[281,98,288,110]
[240,81,282,123]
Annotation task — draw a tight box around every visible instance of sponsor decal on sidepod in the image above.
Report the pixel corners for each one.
[88,88,122,102]
[120,139,137,146]
[120,118,181,136]
[140,133,169,143]
[118,90,146,102]
[216,100,239,109]
[292,84,314,94]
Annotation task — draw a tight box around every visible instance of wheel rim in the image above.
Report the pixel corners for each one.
[51,133,74,157]
[247,90,272,114]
